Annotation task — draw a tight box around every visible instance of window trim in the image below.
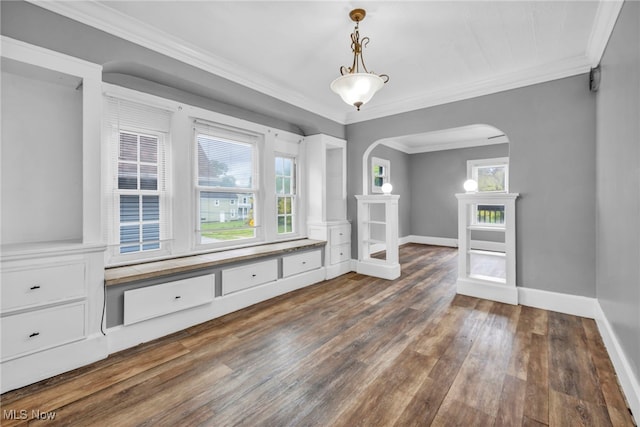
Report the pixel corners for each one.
[193,123,263,250]
[275,155,297,235]
[371,157,390,193]
[467,157,509,193]
[106,125,172,265]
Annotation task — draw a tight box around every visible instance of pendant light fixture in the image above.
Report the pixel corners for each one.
[330,8,389,111]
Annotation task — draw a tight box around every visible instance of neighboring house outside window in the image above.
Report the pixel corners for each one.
[195,123,259,246]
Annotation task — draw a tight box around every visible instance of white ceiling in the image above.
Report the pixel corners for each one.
[380,124,508,154]
[34,1,621,125]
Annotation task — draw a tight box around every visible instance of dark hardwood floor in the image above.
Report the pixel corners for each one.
[1,244,635,426]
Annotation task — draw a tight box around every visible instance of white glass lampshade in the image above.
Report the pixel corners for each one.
[463,179,478,192]
[381,182,393,195]
[330,73,385,109]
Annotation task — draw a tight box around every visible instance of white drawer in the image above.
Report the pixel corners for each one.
[222,259,278,295]
[1,262,85,312]
[330,225,350,245]
[1,302,86,361]
[283,250,322,278]
[330,244,351,265]
[124,274,214,325]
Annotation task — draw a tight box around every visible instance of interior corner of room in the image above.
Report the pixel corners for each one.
[1,0,638,424]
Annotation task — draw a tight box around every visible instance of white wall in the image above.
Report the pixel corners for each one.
[1,70,83,244]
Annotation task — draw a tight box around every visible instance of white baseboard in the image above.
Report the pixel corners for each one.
[470,240,505,252]
[517,287,598,318]
[356,260,401,280]
[406,235,458,247]
[403,235,505,252]
[457,277,518,305]
[399,235,413,245]
[326,261,351,280]
[107,268,326,354]
[595,302,640,423]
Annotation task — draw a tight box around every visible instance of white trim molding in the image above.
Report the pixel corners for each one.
[28,2,620,126]
[457,277,518,305]
[586,0,624,66]
[29,1,343,124]
[595,303,640,422]
[401,235,505,252]
[517,287,598,319]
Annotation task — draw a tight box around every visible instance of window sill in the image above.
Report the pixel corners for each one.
[104,238,326,287]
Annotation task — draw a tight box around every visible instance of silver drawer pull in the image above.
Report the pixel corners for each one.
[30,285,41,290]
[29,332,40,338]
[175,296,181,299]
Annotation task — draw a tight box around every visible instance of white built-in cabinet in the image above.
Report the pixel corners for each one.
[355,195,401,280]
[304,134,352,279]
[0,37,107,393]
[455,192,519,305]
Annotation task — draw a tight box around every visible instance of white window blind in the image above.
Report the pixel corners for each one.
[194,120,260,246]
[104,96,173,261]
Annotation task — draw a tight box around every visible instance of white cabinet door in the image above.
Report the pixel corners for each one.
[124,274,214,325]
[2,302,86,361]
[282,250,322,277]
[222,259,278,295]
[1,262,85,312]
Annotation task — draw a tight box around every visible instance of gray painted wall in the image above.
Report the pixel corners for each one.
[596,0,640,390]
[347,74,597,297]
[368,144,412,239]
[0,1,344,138]
[409,144,509,239]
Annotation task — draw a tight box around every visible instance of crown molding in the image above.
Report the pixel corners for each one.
[586,0,624,66]
[381,135,509,155]
[345,55,592,124]
[28,0,346,124]
[29,1,618,127]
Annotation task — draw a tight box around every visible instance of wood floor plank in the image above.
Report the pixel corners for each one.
[524,332,550,425]
[495,375,527,427]
[430,397,496,427]
[1,244,634,427]
[548,312,607,407]
[549,389,614,427]
[332,349,437,427]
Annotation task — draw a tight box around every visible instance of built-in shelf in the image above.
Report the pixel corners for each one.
[469,274,507,284]
[456,192,519,305]
[467,225,506,232]
[468,249,506,257]
[363,238,385,245]
[355,194,400,280]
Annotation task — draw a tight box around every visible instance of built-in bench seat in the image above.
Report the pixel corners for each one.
[105,238,326,287]
[104,239,329,337]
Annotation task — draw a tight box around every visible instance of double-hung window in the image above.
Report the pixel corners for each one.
[467,157,509,225]
[275,156,296,234]
[195,121,260,246]
[104,97,172,263]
